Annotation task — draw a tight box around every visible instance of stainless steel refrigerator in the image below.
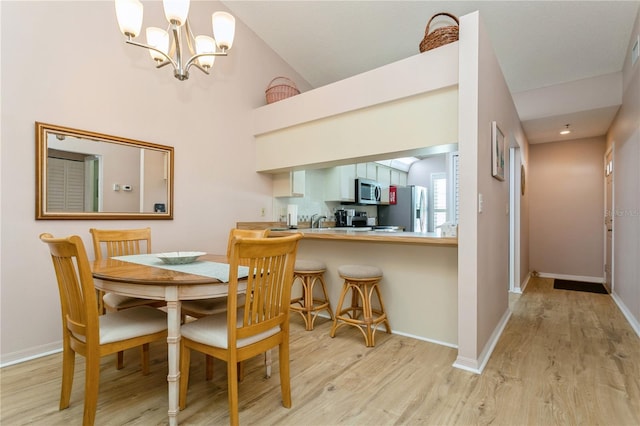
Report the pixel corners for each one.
[377,185,428,232]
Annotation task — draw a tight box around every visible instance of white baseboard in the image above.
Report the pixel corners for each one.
[391,330,458,349]
[1,342,62,368]
[452,307,512,374]
[537,272,604,283]
[520,272,531,292]
[611,292,640,338]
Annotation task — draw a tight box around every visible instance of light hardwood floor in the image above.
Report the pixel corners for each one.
[1,277,639,425]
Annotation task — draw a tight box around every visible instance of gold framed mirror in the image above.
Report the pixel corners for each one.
[36,122,174,220]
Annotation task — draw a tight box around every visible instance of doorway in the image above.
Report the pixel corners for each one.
[604,146,614,293]
[509,145,522,293]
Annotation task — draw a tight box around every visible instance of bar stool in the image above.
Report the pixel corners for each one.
[290,259,334,330]
[330,264,391,347]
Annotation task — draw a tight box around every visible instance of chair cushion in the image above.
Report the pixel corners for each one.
[103,293,159,310]
[181,312,279,349]
[182,294,246,316]
[294,259,326,272]
[338,264,383,279]
[96,306,167,345]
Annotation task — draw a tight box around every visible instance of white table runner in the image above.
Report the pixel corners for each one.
[111,254,249,283]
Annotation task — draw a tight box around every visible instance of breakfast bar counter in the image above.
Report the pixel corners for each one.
[240,223,459,347]
[268,227,458,246]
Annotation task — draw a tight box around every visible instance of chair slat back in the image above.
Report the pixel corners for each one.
[89,228,152,260]
[225,229,270,264]
[40,233,99,344]
[227,234,301,343]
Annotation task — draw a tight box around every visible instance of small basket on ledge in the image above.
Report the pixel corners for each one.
[265,76,300,104]
[419,12,459,53]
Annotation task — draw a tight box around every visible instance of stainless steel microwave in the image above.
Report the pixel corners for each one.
[355,178,382,205]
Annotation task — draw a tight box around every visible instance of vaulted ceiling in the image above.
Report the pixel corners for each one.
[222,0,640,144]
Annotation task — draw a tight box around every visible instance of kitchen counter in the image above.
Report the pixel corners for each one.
[269,227,457,246]
[237,222,457,246]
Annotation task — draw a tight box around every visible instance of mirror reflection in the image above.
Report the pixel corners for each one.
[36,122,173,220]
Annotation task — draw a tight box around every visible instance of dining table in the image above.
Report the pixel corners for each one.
[91,253,247,426]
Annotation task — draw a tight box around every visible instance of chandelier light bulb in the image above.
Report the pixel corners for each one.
[195,36,216,69]
[163,0,190,26]
[212,12,236,51]
[115,0,143,38]
[146,27,170,63]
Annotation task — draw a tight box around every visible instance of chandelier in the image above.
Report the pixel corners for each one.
[115,0,236,81]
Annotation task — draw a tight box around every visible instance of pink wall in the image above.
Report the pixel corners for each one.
[0,1,311,362]
[529,137,606,279]
[606,8,640,333]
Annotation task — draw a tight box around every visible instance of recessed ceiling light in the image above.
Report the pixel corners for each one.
[560,124,571,135]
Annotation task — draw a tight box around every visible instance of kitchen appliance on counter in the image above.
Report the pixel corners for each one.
[377,185,428,232]
[335,209,347,227]
[335,209,368,227]
[345,208,356,226]
[351,211,368,227]
[355,178,382,205]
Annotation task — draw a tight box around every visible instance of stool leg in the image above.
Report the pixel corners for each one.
[303,275,314,331]
[362,282,374,347]
[317,275,334,321]
[373,283,392,334]
[291,274,310,330]
[348,283,362,320]
[330,281,350,338]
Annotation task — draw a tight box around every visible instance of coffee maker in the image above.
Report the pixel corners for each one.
[335,209,348,227]
[345,209,356,226]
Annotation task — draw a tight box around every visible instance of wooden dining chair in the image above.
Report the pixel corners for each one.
[39,233,168,426]
[89,227,162,312]
[181,228,272,379]
[181,228,271,318]
[179,233,302,426]
[89,227,165,369]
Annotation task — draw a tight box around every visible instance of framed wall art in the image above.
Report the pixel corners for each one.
[491,121,505,181]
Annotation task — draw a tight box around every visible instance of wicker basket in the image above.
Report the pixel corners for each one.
[265,77,300,104]
[419,12,459,53]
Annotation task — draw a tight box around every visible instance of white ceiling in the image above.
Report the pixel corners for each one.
[222,0,640,144]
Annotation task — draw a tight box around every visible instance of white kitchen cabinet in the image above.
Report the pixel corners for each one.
[376,165,391,186]
[390,169,408,186]
[324,164,356,201]
[273,170,305,198]
[356,162,379,180]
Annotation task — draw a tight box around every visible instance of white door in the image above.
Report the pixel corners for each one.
[604,148,614,293]
[509,146,522,293]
